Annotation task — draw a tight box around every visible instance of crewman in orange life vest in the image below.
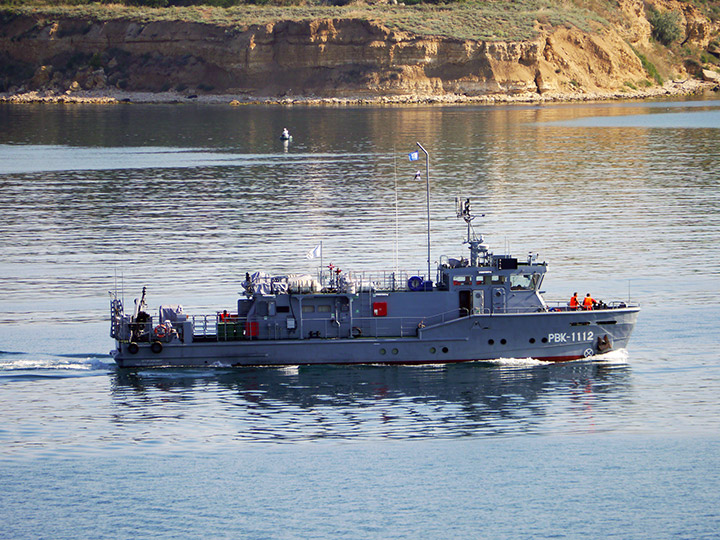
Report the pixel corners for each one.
[582,293,597,310]
[569,292,580,310]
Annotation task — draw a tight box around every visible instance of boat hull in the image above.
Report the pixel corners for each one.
[112,308,639,368]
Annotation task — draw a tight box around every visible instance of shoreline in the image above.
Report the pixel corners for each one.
[0,79,717,106]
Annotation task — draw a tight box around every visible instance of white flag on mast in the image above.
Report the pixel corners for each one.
[306,243,322,260]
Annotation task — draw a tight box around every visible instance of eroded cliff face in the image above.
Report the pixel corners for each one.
[0,0,716,98]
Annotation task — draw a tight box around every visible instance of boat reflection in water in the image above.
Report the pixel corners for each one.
[110,354,632,441]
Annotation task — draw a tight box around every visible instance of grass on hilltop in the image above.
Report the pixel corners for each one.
[0,0,613,41]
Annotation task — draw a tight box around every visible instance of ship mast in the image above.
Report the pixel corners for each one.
[456,198,487,267]
[416,142,431,282]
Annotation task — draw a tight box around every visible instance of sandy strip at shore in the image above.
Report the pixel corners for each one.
[1,79,716,105]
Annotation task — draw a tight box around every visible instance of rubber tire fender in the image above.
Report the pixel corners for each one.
[150,341,163,354]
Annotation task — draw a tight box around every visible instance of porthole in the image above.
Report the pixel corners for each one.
[529,338,536,344]
[430,347,437,354]
[488,339,495,345]
[380,348,386,355]
[541,337,548,343]
[392,348,399,355]
[500,339,507,345]
[442,347,449,353]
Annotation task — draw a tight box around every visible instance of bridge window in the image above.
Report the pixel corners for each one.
[510,274,533,290]
[452,275,472,286]
[510,274,541,290]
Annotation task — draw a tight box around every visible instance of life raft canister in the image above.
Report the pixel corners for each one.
[408,276,424,291]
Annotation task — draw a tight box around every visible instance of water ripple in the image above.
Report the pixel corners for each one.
[1,100,719,452]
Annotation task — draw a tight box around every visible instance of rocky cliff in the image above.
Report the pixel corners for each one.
[1,0,718,101]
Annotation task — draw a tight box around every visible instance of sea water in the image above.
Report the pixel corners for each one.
[1,98,719,539]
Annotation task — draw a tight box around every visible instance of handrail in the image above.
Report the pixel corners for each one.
[316,269,436,293]
[342,269,429,292]
[185,309,472,341]
[542,300,639,312]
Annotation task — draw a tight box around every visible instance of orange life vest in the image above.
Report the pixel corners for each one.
[569,296,580,308]
[583,296,595,309]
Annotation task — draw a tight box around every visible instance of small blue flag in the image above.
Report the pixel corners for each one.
[408,151,419,161]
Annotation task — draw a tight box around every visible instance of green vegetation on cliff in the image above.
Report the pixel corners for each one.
[1,0,718,98]
[0,0,612,41]
[3,0,718,46]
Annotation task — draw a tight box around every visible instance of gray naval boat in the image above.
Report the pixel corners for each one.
[110,198,639,368]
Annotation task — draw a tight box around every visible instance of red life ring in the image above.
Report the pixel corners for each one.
[154,324,167,339]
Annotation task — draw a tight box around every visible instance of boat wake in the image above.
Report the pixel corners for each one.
[482,348,629,367]
[0,350,114,373]
[591,348,629,364]
[482,357,551,367]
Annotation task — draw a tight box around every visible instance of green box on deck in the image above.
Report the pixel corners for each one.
[217,322,242,341]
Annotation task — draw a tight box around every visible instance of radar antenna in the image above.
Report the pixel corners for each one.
[455,197,485,242]
[457,197,474,223]
[455,197,488,267]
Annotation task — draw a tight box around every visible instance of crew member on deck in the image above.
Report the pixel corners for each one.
[569,292,580,310]
[583,293,598,310]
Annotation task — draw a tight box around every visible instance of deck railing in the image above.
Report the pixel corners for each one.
[542,300,639,312]
[188,307,472,341]
[112,316,187,343]
[333,270,431,292]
